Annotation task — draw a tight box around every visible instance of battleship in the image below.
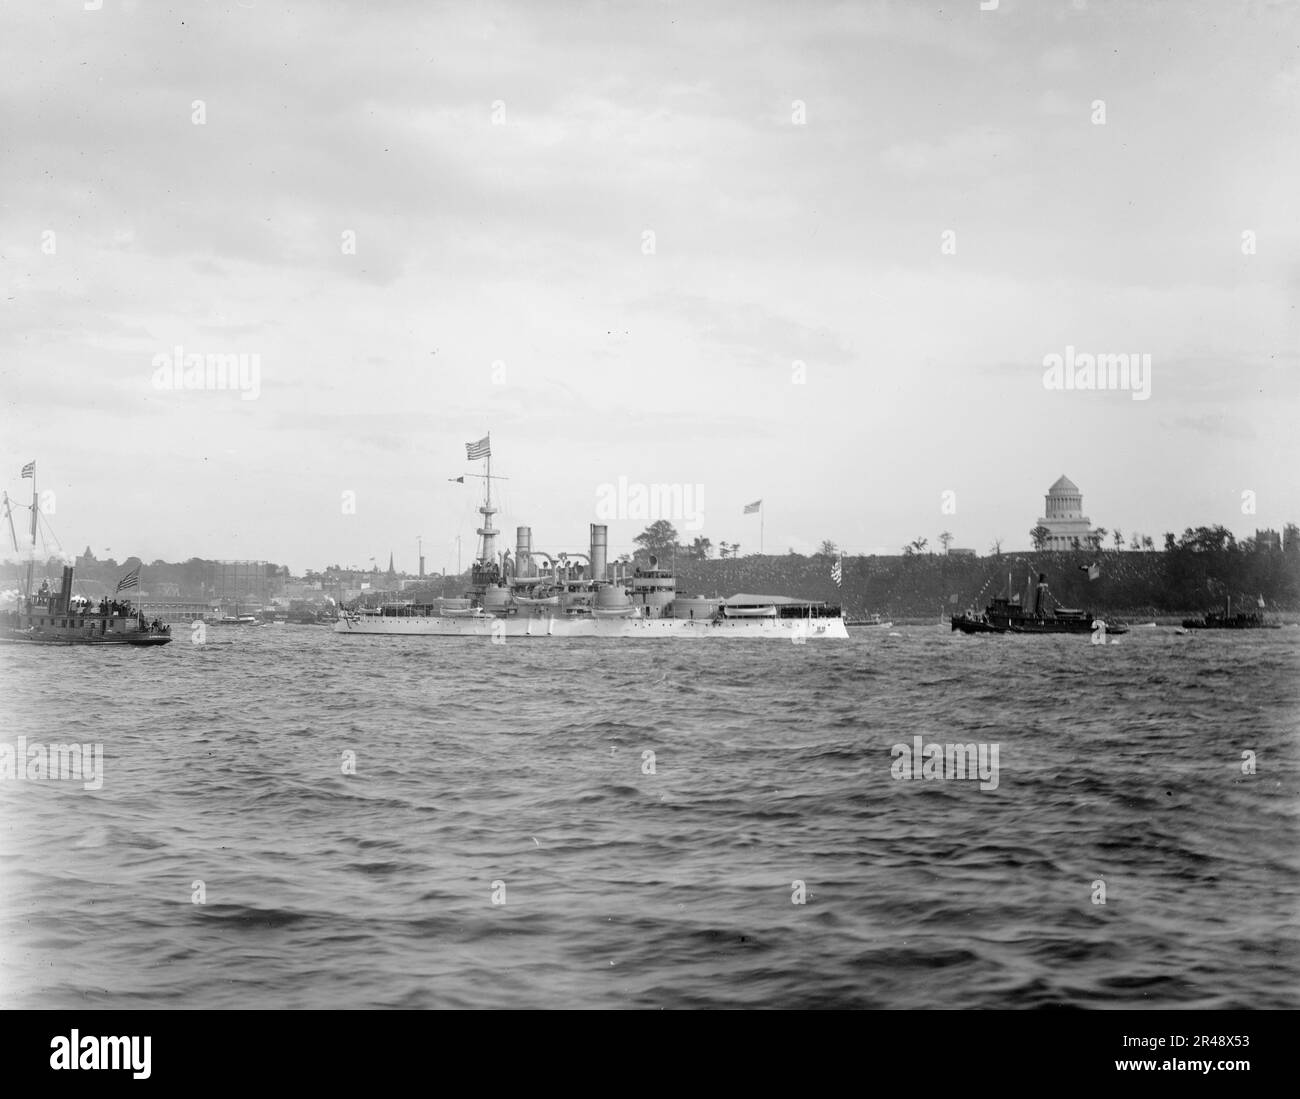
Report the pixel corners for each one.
[0,465,171,646]
[335,438,848,640]
[952,571,1127,636]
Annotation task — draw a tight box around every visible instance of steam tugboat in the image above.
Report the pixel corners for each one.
[952,572,1127,636]
[0,465,171,646]
[1181,597,1280,630]
[335,436,848,640]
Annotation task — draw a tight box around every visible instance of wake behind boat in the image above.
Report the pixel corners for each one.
[335,437,847,641]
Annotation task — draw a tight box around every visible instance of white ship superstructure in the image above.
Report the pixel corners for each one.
[335,437,847,641]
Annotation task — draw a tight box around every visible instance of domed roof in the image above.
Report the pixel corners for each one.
[1048,475,1079,494]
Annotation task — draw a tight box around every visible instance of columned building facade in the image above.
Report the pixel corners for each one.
[1038,475,1097,551]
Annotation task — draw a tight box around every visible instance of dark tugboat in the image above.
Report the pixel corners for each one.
[952,571,1127,636]
[1181,597,1279,630]
[1,464,171,647]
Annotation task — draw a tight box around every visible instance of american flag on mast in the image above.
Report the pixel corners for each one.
[115,565,141,592]
[21,461,35,479]
[465,436,491,460]
[831,555,842,587]
[744,500,761,514]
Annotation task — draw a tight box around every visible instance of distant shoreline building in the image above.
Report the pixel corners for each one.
[1038,475,1097,551]
[1256,528,1282,552]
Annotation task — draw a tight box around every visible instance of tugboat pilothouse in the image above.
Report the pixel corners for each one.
[335,437,847,640]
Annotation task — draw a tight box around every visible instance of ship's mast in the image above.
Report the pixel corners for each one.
[475,437,499,568]
[458,434,504,591]
[25,468,38,600]
[2,492,18,557]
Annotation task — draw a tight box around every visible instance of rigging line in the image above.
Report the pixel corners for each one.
[36,509,65,555]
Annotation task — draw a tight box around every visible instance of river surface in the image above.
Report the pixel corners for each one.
[1,624,1297,1008]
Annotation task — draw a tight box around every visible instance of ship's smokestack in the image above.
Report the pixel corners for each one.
[59,565,74,613]
[516,526,533,578]
[589,524,608,583]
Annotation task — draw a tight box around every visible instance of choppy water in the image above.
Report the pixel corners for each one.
[1,624,1297,1009]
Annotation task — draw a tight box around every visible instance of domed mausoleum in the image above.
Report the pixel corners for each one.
[1037,476,1098,551]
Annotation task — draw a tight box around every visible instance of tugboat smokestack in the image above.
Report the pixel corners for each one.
[59,565,74,614]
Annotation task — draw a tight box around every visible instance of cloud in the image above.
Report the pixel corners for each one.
[880,127,1019,179]
[1169,413,1258,441]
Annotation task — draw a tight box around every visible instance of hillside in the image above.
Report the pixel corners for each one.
[669,549,1300,619]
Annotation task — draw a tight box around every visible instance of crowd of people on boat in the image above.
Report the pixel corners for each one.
[24,580,168,627]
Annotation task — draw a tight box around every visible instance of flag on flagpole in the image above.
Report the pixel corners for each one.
[115,565,140,592]
[465,436,490,460]
[831,555,842,587]
[744,500,761,514]
[1078,562,1100,581]
[21,461,35,479]
[1257,594,1266,608]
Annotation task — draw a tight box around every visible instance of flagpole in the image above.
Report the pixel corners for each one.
[760,503,764,556]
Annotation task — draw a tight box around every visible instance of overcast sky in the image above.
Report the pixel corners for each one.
[2,0,1296,574]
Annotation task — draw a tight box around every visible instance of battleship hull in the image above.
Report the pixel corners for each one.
[335,613,848,640]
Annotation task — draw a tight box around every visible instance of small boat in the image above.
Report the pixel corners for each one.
[722,604,778,618]
[1181,597,1280,630]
